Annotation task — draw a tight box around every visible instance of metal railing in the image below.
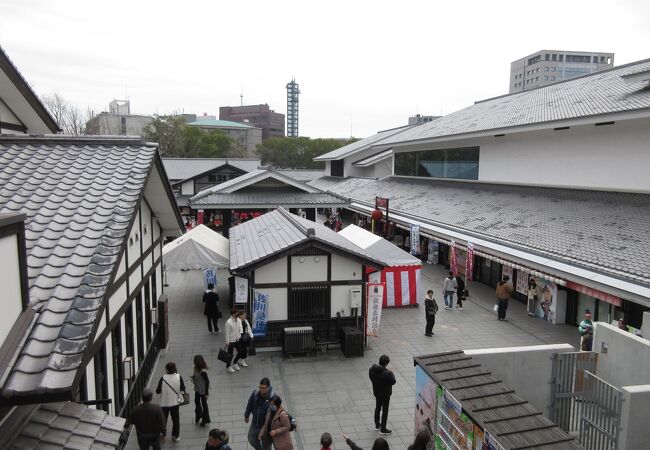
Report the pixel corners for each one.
[578,371,623,450]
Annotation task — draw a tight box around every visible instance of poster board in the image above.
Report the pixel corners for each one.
[234,276,248,304]
[415,365,437,448]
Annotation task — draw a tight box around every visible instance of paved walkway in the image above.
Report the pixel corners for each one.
[127,263,579,450]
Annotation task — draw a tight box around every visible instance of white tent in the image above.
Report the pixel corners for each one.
[162,224,229,270]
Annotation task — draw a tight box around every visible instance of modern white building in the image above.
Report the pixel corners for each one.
[312,58,650,330]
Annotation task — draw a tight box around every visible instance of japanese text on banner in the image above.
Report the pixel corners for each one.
[366,283,384,337]
[252,291,269,337]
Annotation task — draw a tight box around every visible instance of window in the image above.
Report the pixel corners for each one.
[394,147,479,180]
[566,54,592,63]
[544,76,548,81]
[331,160,344,177]
[552,54,557,61]
[550,76,556,81]
[544,67,549,71]
[208,174,216,182]
[120,117,127,135]
[551,67,556,72]
[536,76,539,81]
[217,174,228,183]
[600,56,605,63]
[559,54,564,62]
[288,284,330,320]
[545,53,550,60]
[593,56,599,63]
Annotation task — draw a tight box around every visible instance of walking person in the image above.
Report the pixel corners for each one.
[495,275,514,321]
[191,354,211,426]
[578,310,594,351]
[244,377,275,450]
[369,354,396,435]
[259,395,294,450]
[424,290,438,337]
[527,278,538,317]
[203,283,221,334]
[224,308,242,373]
[455,274,466,310]
[205,428,232,450]
[155,362,186,442]
[127,388,166,450]
[237,310,253,367]
[407,430,431,450]
[442,271,457,310]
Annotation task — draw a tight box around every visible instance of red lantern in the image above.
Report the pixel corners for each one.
[371,209,383,221]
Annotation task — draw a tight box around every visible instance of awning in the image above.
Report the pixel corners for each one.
[163,224,229,269]
[566,281,622,307]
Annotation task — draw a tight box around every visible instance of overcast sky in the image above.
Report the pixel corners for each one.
[1,0,649,138]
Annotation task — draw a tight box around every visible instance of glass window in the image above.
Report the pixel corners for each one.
[394,147,479,180]
[559,54,564,62]
[550,76,555,81]
[551,67,556,72]
[545,53,549,60]
[544,76,548,81]
[544,67,549,71]
[552,54,557,61]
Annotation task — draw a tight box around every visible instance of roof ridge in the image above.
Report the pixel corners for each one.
[0,134,150,146]
[276,207,313,238]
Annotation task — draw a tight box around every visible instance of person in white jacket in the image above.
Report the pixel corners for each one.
[237,311,253,367]
[155,361,186,442]
[225,308,243,373]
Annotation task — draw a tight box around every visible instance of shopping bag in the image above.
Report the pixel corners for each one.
[493,303,499,314]
[179,392,191,406]
[248,341,256,356]
[218,348,230,364]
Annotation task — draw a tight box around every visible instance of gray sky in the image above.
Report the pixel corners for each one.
[1,0,649,138]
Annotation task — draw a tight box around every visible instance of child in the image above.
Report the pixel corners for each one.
[321,432,332,450]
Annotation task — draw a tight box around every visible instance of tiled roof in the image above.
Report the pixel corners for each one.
[190,191,348,207]
[310,176,650,285]
[415,351,582,450]
[229,207,386,272]
[0,135,159,400]
[8,402,125,449]
[379,59,650,146]
[162,157,260,181]
[313,125,414,161]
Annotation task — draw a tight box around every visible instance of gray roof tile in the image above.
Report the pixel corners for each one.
[162,157,260,181]
[0,136,159,399]
[380,59,650,146]
[314,125,414,161]
[190,191,348,207]
[314,176,650,285]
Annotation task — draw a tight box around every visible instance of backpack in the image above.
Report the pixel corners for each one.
[283,410,297,432]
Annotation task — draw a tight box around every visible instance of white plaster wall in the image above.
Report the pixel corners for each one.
[140,201,153,251]
[465,343,575,417]
[619,385,650,450]
[325,161,331,176]
[156,263,163,300]
[116,253,126,279]
[592,322,650,388]
[0,235,23,346]
[261,288,287,321]
[330,254,362,281]
[127,211,142,267]
[107,283,127,322]
[143,251,153,275]
[372,158,392,179]
[181,180,194,195]
[154,241,161,263]
[255,258,287,284]
[331,285,362,317]
[129,268,142,296]
[291,255,327,282]
[153,219,161,244]
[85,361,96,404]
[0,100,22,125]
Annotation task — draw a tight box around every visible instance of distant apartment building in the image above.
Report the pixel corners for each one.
[219,104,285,139]
[85,99,153,135]
[510,50,614,93]
[186,115,262,157]
[408,114,441,125]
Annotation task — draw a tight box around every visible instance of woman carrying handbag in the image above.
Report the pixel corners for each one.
[191,354,211,427]
[155,362,187,442]
[237,311,253,367]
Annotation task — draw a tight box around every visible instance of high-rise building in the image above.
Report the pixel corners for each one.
[86,99,152,136]
[286,79,300,137]
[219,104,285,139]
[510,50,614,93]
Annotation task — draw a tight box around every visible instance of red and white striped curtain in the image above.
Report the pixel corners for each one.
[369,266,421,307]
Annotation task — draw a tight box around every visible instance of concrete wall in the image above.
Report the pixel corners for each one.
[387,117,650,192]
[0,234,23,346]
[619,384,650,450]
[464,343,575,416]
[641,311,650,339]
[593,322,650,388]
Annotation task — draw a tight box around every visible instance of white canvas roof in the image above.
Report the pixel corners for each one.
[163,224,229,269]
[338,224,421,267]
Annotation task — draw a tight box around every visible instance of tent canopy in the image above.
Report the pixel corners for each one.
[338,224,421,267]
[162,224,229,269]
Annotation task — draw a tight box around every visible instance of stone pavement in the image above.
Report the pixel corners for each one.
[127,263,579,450]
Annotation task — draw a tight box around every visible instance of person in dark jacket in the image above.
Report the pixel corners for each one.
[127,388,166,450]
[203,283,221,334]
[407,430,431,450]
[424,290,438,337]
[191,354,211,426]
[341,433,389,450]
[244,377,275,450]
[206,428,232,450]
[368,354,396,435]
[455,275,466,310]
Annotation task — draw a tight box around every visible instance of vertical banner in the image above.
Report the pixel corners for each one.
[516,270,529,295]
[427,238,438,264]
[502,265,513,281]
[203,267,217,289]
[466,242,474,281]
[234,276,248,304]
[410,224,420,255]
[251,290,269,337]
[197,209,204,225]
[450,241,457,275]
[366,283,384,337]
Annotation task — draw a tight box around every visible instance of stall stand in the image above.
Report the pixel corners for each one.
[338,224,422,308]
[414,351,582,450]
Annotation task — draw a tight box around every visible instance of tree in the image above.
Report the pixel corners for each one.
[256,137,358,168]
[143,115,186,157]
[41,93,88,135]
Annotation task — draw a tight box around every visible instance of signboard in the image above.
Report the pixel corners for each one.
[375,197,389,209]
[366,283,384,337]
[251,291,269,337]
[234,276,248,304]
[427,239,439,265]
[410,224,420,255]
[466,242,474,281]
[415,365,437,445]
[516,270,529,295]
[203,267,217,289]
[501,265,513,282]
[450,241,457,276]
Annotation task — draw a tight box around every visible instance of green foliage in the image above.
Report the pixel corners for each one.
[144,115,244,158]
[256,137,359,168]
